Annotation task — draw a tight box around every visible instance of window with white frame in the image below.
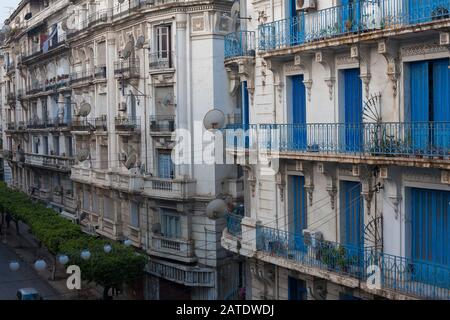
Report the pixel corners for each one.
[156,25,170,60]
[160,209,181,239]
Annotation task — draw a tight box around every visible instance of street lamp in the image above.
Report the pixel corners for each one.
[9,261,20,271]
[123,239,132,247]
[81,250,91,260]
[103,244,112,253]
[58,254,69,265]
[34,259,46,271]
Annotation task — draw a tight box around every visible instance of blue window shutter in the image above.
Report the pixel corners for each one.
[291,75,307,150]
[343,68,362,152]
[340,181,363,249]
[158,153,173,179]
[410,61,430,151]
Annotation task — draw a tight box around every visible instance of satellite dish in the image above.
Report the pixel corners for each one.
[203,109,225,130]
[121,40,133,59]
[2,24,11,34]
[135,35,145,49]
[206,199,227,219]
[79,102,91,117]
[124,153,137,169]
[77,149,90,162]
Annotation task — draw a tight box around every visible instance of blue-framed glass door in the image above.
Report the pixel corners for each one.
[289,175,307,251]
[288,276,307,300]
[343,68,362,152]
[411,188,450,286]
[340,181,363,250]
[290,75,307,151]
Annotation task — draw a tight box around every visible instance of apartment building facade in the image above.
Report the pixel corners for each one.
[1,0,244,300]
[221,0,450,300]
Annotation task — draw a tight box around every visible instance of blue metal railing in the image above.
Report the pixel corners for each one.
[225,31,256,59]
[225,122,450,158]
[224,124,258,151]
[256,225,450,299]
[226,213,243,237]
[259,0,450,51]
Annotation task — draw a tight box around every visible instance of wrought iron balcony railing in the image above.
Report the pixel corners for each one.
[27,117,72,129]
[114,58,140,77]
[114,116,140,131]
[150,115,175,132]
[256,225,450,299]
[148,51,174,70]
[224,31,256,59]
[258,0,450,51]
[225,122,450,158]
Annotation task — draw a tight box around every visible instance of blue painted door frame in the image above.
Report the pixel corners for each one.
[288,276,307,300]
[290,74,307,150]
[411,188,450,285]
[289,175,307,251]
[343,68,363,152]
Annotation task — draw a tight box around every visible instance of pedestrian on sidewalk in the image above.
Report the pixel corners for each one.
[5,213,11,229]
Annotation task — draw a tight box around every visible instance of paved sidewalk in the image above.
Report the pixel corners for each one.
[1,221,102,300]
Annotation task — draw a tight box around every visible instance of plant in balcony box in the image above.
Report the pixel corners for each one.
[345,20,353,31]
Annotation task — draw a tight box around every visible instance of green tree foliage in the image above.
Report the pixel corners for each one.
[0,183,147,291]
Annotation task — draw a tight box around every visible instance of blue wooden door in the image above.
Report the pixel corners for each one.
[290,75,307,150]
[289,175,307,251]
[431,59,450,152]
[408,0,449,24]
[340,181,363,249]
[288,276,307,300]
[411,188,450,286]
[288,0,304,46]
[241,81,250,148]
[343,68,362,152]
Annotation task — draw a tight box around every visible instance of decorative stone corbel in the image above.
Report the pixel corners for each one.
[298,161,314,206]
[266,58,284,107]
[315,51,335,100]
[378,40,400,97]
[294,54,314,101]
[319,162,338,210]
[357,45,372,97]
[243,165,257,197]
[238,59,255,104]
[276,171,286,202]
[388,195,402,220]
[359,165,374,215]
[225,66,240,96]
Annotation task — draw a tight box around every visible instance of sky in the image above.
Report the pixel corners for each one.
[1,0,21,26]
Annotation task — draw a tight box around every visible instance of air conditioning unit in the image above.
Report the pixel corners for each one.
[302,229,323,247]
[352,165,360,177]
[441,171,450,184]
[296,0,316,11]
[118,102,127,112]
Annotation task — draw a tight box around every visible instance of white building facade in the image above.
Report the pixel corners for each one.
[1,0,244,300]
[221,0,450,300]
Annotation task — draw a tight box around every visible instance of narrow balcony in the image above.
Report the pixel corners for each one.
[6,93,16,104]
[143,177,196,200]
[27,117,72,129]
[226,213,243,237]
[255,225,450,300]
[26,82,45,95]
[22,34,68,62]
[71,118,97,131]
[258,0,450,52]
[24,153,74,172]
[148,51,174,71]
[110,172,144,194]
[146,259,215,287]
[114,116,140,132]
[114,58,140,78]
[149,234,197,263]
[225,122,450,168]
[71,167,112,188]
[149,115,175,133]
[224,31,256,60]
[6,62,15,74]
[70,69,94,85]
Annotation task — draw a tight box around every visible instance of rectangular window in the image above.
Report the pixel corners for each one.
[158,152,174,179]
[103,196,113,220]
[33,136,39,154]
[83,188,90,211]
[66,136,73,157]
[92,192,99,214]
[156,26,170,59]
[160,210,181,239]
[43,136,49,155]
[53,136,60,155]
[130,202,139,228]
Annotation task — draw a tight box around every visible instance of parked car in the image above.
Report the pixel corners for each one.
[16,288,43,300]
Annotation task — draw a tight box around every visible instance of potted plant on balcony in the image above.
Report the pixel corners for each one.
[345,20,353,32]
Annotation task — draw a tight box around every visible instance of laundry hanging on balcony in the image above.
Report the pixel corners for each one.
[42,25,57,53]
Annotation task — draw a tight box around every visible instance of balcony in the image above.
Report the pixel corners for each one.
[226,213,243,237]
[258,0,450,52]
[114,117,140,132]
[148,51,174,71]
[22,34,68,62]
[224,31,256,60]
[143,177,196,200]
[254,225,450,300]
[27,117,72,129]
[110,172,144,193]
[146,259,215,287]
[225,122,450,168]
[6,62,16,74]
[71,167,112,188]
[70,70,94,85]
[24,153,74,172]
[26,82,45,95]
[149,234,196,263]
[6,93,16,104]
[94,65,107,80]
[114,58,140,78]
[149,115,175,133]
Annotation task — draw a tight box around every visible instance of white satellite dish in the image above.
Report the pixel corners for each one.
[79,102,91,117]
[121,40,133,59]
[77,149,90,162]
[135,35,145,49]
[124,153,137,170]
[206,199,227,219]
[203,109,225,130]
